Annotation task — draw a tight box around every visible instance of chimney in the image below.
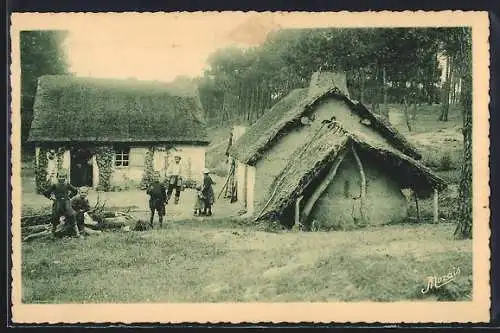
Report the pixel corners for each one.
[308,71,350,98]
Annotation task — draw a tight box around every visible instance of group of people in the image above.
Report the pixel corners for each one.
[146,163,216,228]
[42,171,91,238]
[41,154,217,236]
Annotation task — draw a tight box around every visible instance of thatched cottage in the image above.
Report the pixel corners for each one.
[28,75,209,192]
[229,72,447,230]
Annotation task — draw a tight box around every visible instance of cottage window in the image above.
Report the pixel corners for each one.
[115,148,130,167]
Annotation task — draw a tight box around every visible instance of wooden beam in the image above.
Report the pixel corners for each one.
[351,144,367,224]
[301,149,347,224]
[242,164,248,209]
[433,188,439,224]
[414,190,420,223]
[295,195,304,230]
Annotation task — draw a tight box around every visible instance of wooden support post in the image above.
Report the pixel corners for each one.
[242,165,248,210]
[414,190,420,223]
[301,149,347,224]
[295,196,304,229]
[433,188,439,224]
[351,145,367,224]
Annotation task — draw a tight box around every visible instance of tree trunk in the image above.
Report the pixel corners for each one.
[439,55,452,121]
[402,97,412,132]
[382,66,389,118]
[455,67,472,238]
[360,69,365,104]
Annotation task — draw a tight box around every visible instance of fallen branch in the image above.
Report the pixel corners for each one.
[23,230,51,242]
[22,224,50,234]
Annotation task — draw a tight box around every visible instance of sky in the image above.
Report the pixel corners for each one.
[50,12,462,84]
[63,13,285,83]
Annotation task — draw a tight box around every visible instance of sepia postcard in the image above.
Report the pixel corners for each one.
[9,11,491,324]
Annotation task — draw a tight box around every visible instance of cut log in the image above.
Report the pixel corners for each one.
[83,228,102,236]
[21,213,52,227]
[23,230,51,242]
[22,224,50,234]
[301,149,347,225]
[97,216,127,229]
[351,144,368,224]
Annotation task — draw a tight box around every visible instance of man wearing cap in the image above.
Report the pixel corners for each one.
[165,155,184,204]
[146,171,167,228]
[42,170,80,237]
[70,186,91,235]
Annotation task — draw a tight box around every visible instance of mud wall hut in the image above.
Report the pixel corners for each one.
[28,75,210,192]
[229,71,446,230]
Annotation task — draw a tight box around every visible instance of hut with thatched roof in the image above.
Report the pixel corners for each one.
[229,71,447,230]
[28,75,209,192]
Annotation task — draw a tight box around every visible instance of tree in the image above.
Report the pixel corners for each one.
[21,30,70,149]
[454,28,473,239]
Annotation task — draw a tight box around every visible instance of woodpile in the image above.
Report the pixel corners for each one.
[22,195,138,242]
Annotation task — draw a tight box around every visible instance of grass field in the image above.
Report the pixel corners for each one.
[22,220,471,303]
[20,103,472,303]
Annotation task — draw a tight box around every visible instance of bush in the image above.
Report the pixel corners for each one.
[439,152,453,171]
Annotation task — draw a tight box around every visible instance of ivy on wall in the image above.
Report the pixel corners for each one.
[140,146,155,190]
[56,147,65,173]
[95,146,114,191]
[35,147,49,194]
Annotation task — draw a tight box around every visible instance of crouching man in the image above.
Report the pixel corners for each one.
[42,170,80,238]
[70,186,91,236]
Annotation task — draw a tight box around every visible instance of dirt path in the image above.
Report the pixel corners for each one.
[22,175,243,221]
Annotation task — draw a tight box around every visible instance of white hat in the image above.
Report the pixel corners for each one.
[202,168,210,174]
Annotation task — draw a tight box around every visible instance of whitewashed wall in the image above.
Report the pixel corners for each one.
[246,165,256,215]
[177,145,206,183]
[110,147,146,187]
[36,144,206,189]
[236,161,247,209]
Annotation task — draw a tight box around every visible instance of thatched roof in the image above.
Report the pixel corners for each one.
[28,75,209,144]
[255,124,350,222]
[255,122,447,222]
[230,85,422,165]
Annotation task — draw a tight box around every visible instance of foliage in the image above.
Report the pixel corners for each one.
[197,27,455,126]
[439,152,453,171]
[140,146,155,190]
[55,148,64,173]
[21,31,69,147]
[34,147,49,194]
[95,146,114,191]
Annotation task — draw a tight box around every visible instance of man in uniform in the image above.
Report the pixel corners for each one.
[166,155,184,204]
[70,186,91,236]
[146,172,167,228]
[42,170,80,237]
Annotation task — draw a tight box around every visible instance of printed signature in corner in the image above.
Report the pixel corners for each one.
[421,267,461,294]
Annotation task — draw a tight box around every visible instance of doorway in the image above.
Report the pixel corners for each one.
[70,148,93,187]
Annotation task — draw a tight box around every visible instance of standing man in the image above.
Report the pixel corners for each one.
[146,171,167,228]
[201,168,216,216]
[166,154,184,205]
[42,170,80,237]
